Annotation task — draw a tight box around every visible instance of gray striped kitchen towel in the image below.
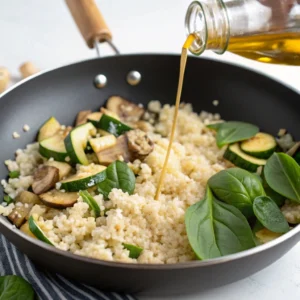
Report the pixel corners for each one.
[0,235,137,300]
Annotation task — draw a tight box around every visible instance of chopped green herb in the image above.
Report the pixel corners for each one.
[9,171,20,179]
[3,195,13,204]
[123,243,143,259]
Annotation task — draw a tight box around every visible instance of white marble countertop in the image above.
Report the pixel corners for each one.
[1,0,300,299]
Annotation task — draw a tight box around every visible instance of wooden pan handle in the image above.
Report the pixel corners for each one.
[65,0,112,48]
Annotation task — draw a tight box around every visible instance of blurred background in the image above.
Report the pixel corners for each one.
[1,0,299,91]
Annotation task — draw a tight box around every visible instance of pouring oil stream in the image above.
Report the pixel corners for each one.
[155,34,196,200]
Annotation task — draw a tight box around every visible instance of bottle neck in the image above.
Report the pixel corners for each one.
[185,1,230,55]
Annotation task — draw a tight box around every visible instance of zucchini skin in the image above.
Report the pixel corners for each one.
[64,133,80,164]
[98,115,132,137]
[39,143,68,162]
[242,148,276,159]
[223,144,266,172]
[60,170,107,192]
[64,123,96,165]
[28,216,54,246]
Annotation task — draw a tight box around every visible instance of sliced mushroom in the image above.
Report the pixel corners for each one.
[286,141,300,157]
[39,189,78,209]
[96,135,132,166]
[8,205,33,228]
[126,129,154,160]
[76,110,92,126]
[8,191,42,227]
[32,166,60,195]
[106,96,145,123]
[15,190,41,205]
[45,161,72,180]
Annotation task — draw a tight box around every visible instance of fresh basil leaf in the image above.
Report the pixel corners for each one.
[0,275,35,300]
[264,153,300,203]
[123,243,143,259]
[9,171,20,179]
[206,122,224,131]
[216,121,259,148]
[98,161,135,199]
[79,190,100,218]
[208,168,265,218]
[185,187,256,260]
[253,196,289,233]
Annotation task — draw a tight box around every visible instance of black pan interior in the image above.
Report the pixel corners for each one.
[0,54,299,195]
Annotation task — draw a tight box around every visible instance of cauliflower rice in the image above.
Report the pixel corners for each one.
[0,102,229,264]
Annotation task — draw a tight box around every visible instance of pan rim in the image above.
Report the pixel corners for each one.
[1,215,299,270]
[0,54,299,270]
[0,53,299,100]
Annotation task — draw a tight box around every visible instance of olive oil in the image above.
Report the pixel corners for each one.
[155,34,196,200]
[227,32,300,66]
[185,1,300,66]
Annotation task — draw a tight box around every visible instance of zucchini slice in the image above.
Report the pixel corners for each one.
[28,216,54,246]
[38,117,61,142]
[39,134,68,162]
[45,161,72,180]
[87,112,103,127]
[97,114,132,137]
[60,166,106,192]
[39,189,78,208]
[79,190,100,218]
[20,221,37,239]
[64,122,97,165]
[224,143,267,172]
[89,135,117,153]
[240,133,276,159]
[255,228,283,244]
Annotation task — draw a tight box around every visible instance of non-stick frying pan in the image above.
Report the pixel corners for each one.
[1,0,300,297]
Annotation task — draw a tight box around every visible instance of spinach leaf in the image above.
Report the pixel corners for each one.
[123,243,143,259]
[253,196,289,233]
[0,275,35,300]
[208,168,265,218]
[98,161,135,199]
[79,190,100,218]
[263,186,285,207]
[264,153,300,203]
[206,122,224,131]
[215,121,259,148]
[261,171,285,207]
[185,187,256,260]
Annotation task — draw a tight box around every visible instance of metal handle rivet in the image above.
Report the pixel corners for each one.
[94,74,107,88]
[127,71,141,86]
